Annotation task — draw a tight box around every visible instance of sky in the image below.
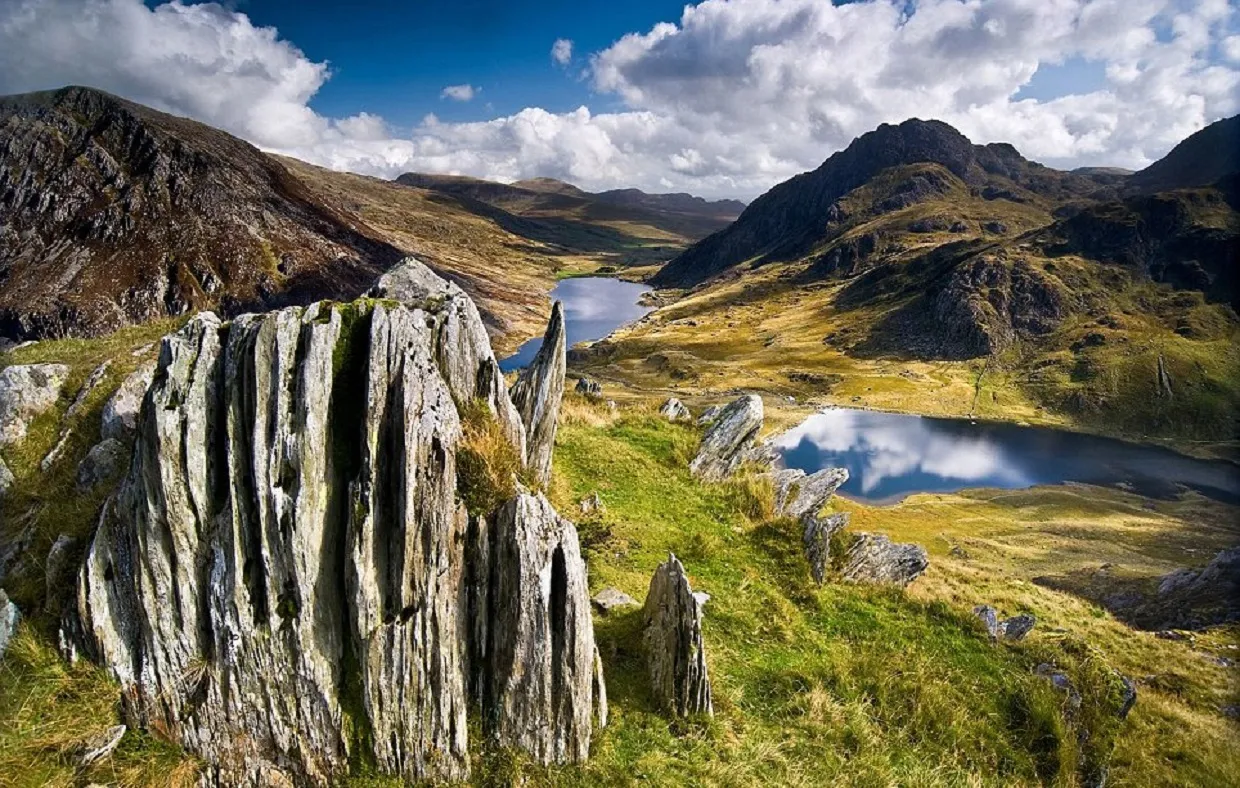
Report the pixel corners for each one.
[0,0,1237,200]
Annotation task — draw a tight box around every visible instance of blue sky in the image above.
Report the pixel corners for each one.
[3,1,1238,198]
[208,0,689,127]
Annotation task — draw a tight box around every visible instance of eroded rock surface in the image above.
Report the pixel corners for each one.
[511,302,566,486]
[690,394,763,480]
[70,273,595,785]
[0,363,69,447]
[782,467,849,519]
[643,554,713,716]
[839,533,929,587]
[100,360,156,441]
[74,438,128,491]
[659,397,691,421]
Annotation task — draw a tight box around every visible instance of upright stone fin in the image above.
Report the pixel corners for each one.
[477,492,602,763]
[689,394,763,480]
[510,302,566,486]
[642,554,713,717]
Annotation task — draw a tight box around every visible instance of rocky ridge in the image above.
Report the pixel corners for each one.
[65,261,602,785]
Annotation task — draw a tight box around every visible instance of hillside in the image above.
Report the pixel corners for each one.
[1126,114,1240,194]
[395,172,742,254]
[578,117,1240,451]
[652,118,1114,288]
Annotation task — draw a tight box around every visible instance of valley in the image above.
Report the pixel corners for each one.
[0,86,1237,788]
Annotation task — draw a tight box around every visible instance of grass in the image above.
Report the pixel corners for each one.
[4,346,1238,786]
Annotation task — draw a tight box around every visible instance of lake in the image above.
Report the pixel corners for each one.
[773,408,1240,505]
[500,277,653,371]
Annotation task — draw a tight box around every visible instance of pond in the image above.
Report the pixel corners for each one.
[499,277,653,371]
[773,408,1240,505]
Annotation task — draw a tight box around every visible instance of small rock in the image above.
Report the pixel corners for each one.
[949,545,969,559]
[1221,705,1240,720]
[1118,675,1138,720]
[973,605,1001,638]
[973,606,1036,641]
[606,400,618,411]
[689,395,763,481]
[591,587,638,614]
[803,512,849,584]
[75,438,129,491]
[658,397,691,422]
[574,377,603,398]
[0,363,70,447]
[579,492,604,515]
[0,589,19,660]
[1035,663,1082,714]
[643,554,713,717]
[101,360,156,441]
[695,404,723,426]
[0,457,13,499]
[78,724,126,766]
[839,533,928,587]
[1154,629,1192,642]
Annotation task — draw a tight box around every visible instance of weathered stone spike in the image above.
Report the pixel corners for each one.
[510,301,566,486]
[642,553,713,717]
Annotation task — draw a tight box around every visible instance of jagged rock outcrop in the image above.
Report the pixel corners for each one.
[0,589,18,659]
[772,467,849,519]
[973,605,1036,641]
[643,554,713,717]
[659,397,691,421]
[696,404,723,426]
[475,493,606,763]
[690,395,764,480]
[0,363,69,447]
[511,302,566,486]
[803,513,850,585]
[839,533,929,587]
[70,271,598,785]
[100,360,156,442]
[574,377,603,398]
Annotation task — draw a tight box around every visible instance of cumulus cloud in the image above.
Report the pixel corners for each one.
[440,83,477,101]
[551,38,573,65]
[0,0,1237,199]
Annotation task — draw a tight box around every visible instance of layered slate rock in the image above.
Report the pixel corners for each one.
[769,467,849,519]
[690,394,764,481]
[511,302,566,486]
[659,397,691,421]
[804,513,850,585]
[476,493,606,763]
[839,533,929,587]
[0,363,69,447]
[643,554,712,716]
[71,277,597,785]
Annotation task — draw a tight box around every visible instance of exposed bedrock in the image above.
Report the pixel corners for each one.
[70,266,600,785]
[510,301,566,486]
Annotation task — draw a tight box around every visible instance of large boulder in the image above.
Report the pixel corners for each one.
[643,554,713,717]
[100,360,156,441]
[70,274,592,785]
[839,533,929,587]
[474,493,606,763]
[689,394,764,480]
[0,363,70,447]
[510,302,566,486]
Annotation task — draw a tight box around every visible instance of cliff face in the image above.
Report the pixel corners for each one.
[68,262,601,785]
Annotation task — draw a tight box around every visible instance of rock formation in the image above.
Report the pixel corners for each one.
[100,360,156,441]
[0,457,12,500]
[973,605,1037,641]
[475,493,606,763]
[74,438,128,491]
[839,533,929,587]
[574,377,603,398]
[690,394,764,480]
[0,363,69,447]
[0,589,18,660]
[511,302,566,486]
[68,268,602,785]
[696,404,723,426]
[643,554,713,716]
[659,397,691,421]
[769,467,849,519]
[803,513,850,585]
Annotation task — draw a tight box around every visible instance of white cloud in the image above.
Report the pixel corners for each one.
[440,83,477,102]
[0,0,1237,200]
[551,37,573,65]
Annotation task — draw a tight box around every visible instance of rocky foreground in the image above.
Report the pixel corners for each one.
[61,261,599,785]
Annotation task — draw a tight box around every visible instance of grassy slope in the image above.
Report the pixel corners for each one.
[3,354,1238,786]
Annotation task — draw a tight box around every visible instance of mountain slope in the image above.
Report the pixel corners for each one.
[652,118,1113,288]
[0,87,581,347]
[1126,114,1240,194]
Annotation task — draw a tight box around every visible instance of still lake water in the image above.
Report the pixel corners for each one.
[499,277,653,371]
[774,408,1240,505]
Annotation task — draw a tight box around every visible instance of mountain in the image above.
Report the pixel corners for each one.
[652,118,1115,287]
[1126,114,1240,194]
[0,87,641,346]
[395,172,743,249]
